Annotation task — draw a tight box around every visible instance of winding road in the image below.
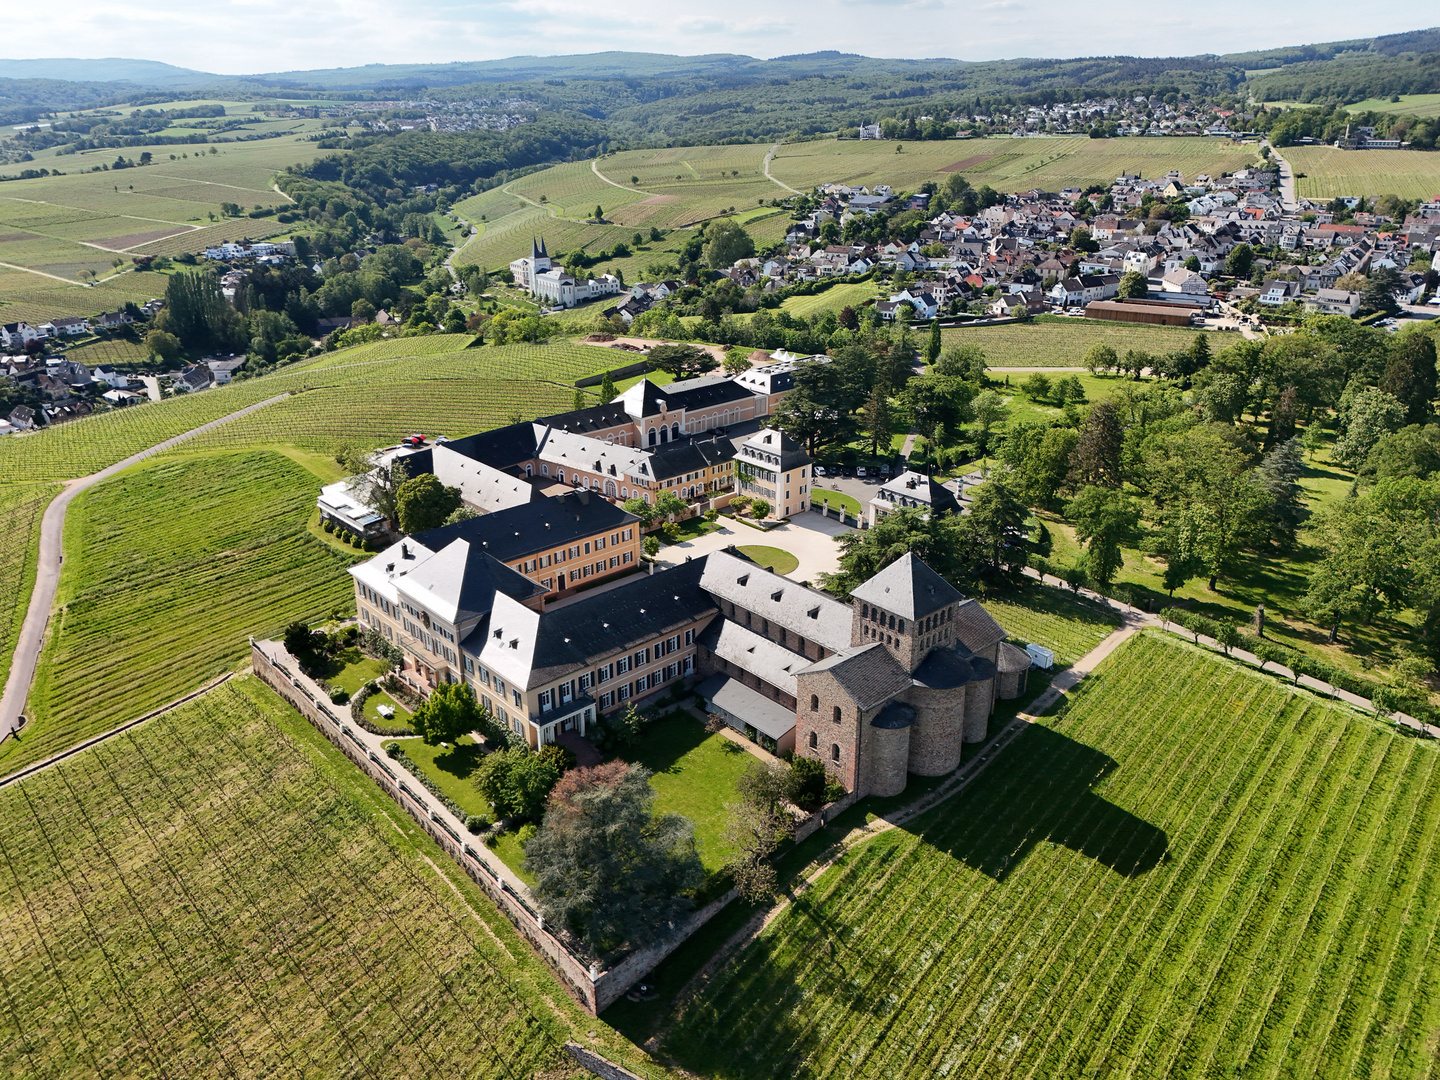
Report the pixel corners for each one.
[0,393,292,742]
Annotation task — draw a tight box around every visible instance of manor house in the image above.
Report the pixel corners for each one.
[509,237,624,308]
[350,543,1029,799]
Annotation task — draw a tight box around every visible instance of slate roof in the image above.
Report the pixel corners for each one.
[699,549,852,652]
[412,490,637,563]
[473,557,717,689]
[910,647,980,690]
[740,428,810,472]
[871,700,916,729]
[952,598,1008,653]
[872,471,961,516]
[796,643,912,711]
[997,641,1033,673]
[618,376,753,419]
[850,553,965,621]
[389,539,545,625]
[696,674,796,739]
[441,422,540,471]
[698,619,808,698]
[539,401,633,432]
[647,434,736,481]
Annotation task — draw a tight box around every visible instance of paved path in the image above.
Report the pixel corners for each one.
[1264,141,1299,212]
[652,513,849,585]
[0,393,291,742]
[590,158,654,197]
[763,144,803,196]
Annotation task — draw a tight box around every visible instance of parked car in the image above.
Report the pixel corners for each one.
[815,465,827,477]
[880,463,892,476]
[856,467,867,477]
[402,433,426,447]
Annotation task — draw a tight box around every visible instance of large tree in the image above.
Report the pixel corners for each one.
[965,476,1030,578]
[1069,399,1125,488]
[412,681,481,746]
[647,343,718,379]
[525,762,705,954]
[157,269,244,351]
[396,473,463,534]
[1333,386,1406,469]
[1380,331,1438,428]
[723,762,795,903]
[474,746,563,821]
[825,506,973,596]
[1065,485,1139,589]
[702,218,755,269]
[340,447,411,527]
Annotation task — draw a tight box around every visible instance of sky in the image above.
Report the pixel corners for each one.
[13,1,1435,75]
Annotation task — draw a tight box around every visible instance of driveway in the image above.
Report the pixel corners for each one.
[652,512,850,585]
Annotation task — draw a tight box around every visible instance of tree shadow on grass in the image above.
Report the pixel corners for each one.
[917,724,1167,881]
[431,742,485,783]
[626,714,711,777]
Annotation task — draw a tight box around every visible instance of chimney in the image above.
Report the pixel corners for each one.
[577,489,590,505]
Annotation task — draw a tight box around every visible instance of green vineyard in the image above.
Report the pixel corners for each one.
[663,632,1440,1079]
[11,452,359,774]
[0,484,59,695]
[0,678,574,1079]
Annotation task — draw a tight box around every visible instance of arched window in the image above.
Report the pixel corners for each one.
[810,694,819,711]
[832,705,842,723]
[525,464,533,477]
[648,428,657,446]
[659,426,669,444]
[888,614,896,629]
[558,470,565,483]
[861,604,869,618]
[671,423,681,440]
[808,731,818,749]
[898,619,905,633]
[830,743,841,762]
[541,464,550,477]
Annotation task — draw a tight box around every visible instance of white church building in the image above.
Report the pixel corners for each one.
[509,237,623,309]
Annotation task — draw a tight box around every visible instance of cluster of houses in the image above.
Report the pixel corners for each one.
[645,167,1440,327]
[203,239,297,263]
[862,95,1264,140]
[1,308,141,351]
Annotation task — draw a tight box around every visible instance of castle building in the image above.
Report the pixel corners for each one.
[510,236,624,308]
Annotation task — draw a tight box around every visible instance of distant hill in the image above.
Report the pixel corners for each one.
[0,58,225,88]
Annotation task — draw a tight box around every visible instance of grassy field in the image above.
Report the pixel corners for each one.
[0,134,333,325]
[983,580,1121,664]
[0,675,646,1078]
[781,280,884,320]
[0,484,58,698]
[737,545,800,575]
[1284,145,1440,201]
[810,488,862,517]
[768,137,1263,195]
[0,338,619,483]
[1344,94,1440,118]
[623,713,756,874]
[661,632,1440,1079]
[943,316,1216,368]
[10,451,359,775]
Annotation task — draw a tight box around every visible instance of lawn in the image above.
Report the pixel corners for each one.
[392,734,491,818]
[365,687,413,729]
[943,315,1215,368]
[809,488,862,517]
[625,712,756,873]
[1342,94,1440,119]
[0,676,606,1079]
[9,450,360,775]
[661,632,1440,1079]
[322,651,385,694]
[780,280,883,320]
[1284,144,1440,202]
[983,579,1121,664]
[0,483,58,699]
[737,545,800,576]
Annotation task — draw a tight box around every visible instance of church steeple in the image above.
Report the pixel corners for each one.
[531,236,542,260]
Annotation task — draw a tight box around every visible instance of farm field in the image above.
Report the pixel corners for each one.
[62,336,152,372]
[0,676,614,1079]
[943,315,1215,368]
[594,145,783,229]
[767,136,1262,195]
[662,632,1440,1080]
[780,279,883,320]
[10,450,359,776]
[1284,145,1440,201]
[1343,94,1440,119]
[983,580,1120,664]
[0,337,614,483]
[0,484,59,699]
[0,135,330,324]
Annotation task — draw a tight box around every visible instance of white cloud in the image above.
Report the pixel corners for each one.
[4,0,1429,74]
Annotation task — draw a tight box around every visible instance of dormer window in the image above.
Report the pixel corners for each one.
[771,590,783,601]
[737,575,749,586]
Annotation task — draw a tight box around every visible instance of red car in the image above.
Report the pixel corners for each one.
[401,434,426,447]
